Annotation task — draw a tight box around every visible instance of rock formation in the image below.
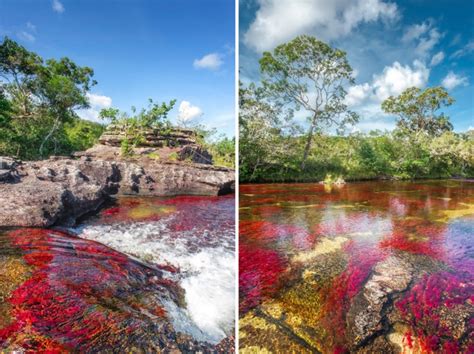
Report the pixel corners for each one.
[91,125,213,165]
[0,127,234,227]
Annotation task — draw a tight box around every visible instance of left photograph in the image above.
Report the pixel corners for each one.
[0,0,235,352]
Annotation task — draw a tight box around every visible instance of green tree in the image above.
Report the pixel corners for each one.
[239,82,299,180]
[99,99,176,156]
[381,86,454,137]
[259,35,359,169]
[99,98,175,129]
[0,37,96,157]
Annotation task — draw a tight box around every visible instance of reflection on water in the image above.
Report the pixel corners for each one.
[0,194,235,352]
[239,181,473,353]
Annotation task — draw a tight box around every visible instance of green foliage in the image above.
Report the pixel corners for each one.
[382,87,454,136]
[259,35,359,169]
[239,128,474,182]
[168,151,178,161]
[63,120,104,152]
[177,121,235,168]
[0,37,99,159]
[209,136,235,168]
[100,99,176,157]
[240,35,471,182]
[120,139,132,157]
[100,99,175,129]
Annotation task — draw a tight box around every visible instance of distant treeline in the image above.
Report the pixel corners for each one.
[240,129,473,182]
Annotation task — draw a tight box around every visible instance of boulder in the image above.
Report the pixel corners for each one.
[346,256,413,348]
[0,156,234,227]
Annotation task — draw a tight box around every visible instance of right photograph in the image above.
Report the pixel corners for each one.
[238,0,473,353]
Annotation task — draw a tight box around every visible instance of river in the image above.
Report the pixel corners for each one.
[0,194,235,352]
[239,180,473,353]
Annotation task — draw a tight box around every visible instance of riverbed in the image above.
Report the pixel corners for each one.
[239,180,473,353]
[0,194,235,352]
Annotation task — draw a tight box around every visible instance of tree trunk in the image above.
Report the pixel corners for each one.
[39,115,61,157]
[301,114,317,170]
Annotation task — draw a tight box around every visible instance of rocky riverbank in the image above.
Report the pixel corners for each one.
[0,128,234,227]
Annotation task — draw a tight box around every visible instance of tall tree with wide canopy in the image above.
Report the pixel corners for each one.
[259,35,359,169]
[0,37,96,156]
[382,86,454,137]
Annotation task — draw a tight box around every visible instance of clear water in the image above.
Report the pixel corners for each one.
[239,181,473,353]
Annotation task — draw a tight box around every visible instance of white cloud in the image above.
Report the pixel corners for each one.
[52,0,65,13]
[18,31,35,42]
[177,101,203,122]
[244,0,398,52]
[26,22,36,32]
[345,83,371,106]
[345,60,430,132]
[430,51,444,66]
[415,28,441,58]
[77,93,112,122]
[193,53,223,71]
[372,60,429,101]
[441,71,468,90]
[401,21,441,59]
[451,40,474,59]
[402,22,431,42]
[87,93,112,108]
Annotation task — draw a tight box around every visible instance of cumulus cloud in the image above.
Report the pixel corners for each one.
[344,60,429,107]
[52,0,65,13]
[193,53,223,71]
[87,93,112,108]
[177,101,203,122]
[345,83,372,106]
[345,60,430,132]
[372,60,429,101]
[77,93,112,122]
[430,51,444,66]
[441,71,469,90]
[244,0,398,52]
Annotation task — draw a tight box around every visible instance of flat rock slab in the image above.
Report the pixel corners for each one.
[0,157,234,227]
[346,255,414,348]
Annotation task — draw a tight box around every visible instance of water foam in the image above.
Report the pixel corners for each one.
[74,215,235,344]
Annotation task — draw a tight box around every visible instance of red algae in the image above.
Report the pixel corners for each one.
[240,180,474,352]
[396,271,474,352]
[321,243,386,351]
[239,244,287,313]
[0,228,185,351]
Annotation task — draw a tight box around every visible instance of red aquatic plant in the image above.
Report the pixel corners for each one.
[395,271,474,352]
[1,228,182,351]
[239,244,287,314]
[239,219,314,248]
[379,220,446,259]
[320,242,386,351]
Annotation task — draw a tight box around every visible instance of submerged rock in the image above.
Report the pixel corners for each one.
[346,255,414,348]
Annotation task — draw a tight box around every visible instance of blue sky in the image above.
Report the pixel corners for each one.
[0,0,235,136]
[240,0,474,133]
